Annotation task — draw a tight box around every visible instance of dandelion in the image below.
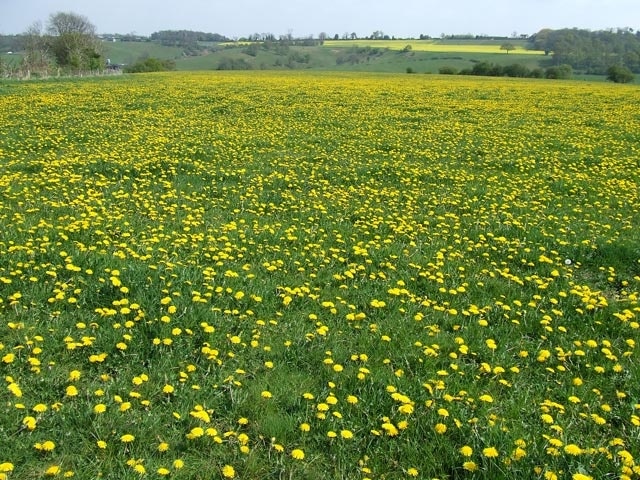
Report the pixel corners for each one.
[162,384,175,394]
[340,429,354,439]
[572,474,593,480]
[186,427,204,439]
[564,444,583,455]
[221,465,236,478]
[23,416,37,430]
[172,459,184,469]
[407,467,419,477]
[482,446,499,458]
[291,448,305,460]
[261,390,272,399]
[157,467,170,476]
[120,434,135,443]
[459,445,473,457]
[65,385,78,397]
[45,465,61,476]
[434,423,447,434]
[133,464,146,474]
[463,461,478,472]
[35,440,56,452]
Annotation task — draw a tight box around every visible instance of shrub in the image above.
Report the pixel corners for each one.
[545,64,572,79]
[439,66,458,75]
[124,57,176,73]
[607,65,635,83]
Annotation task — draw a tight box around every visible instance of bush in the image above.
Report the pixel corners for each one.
[607,65,635,83]
[504,63,531,78]
[545,64,572,79]
[124,57,176,73]
[439,66,458,75]
[217,57,253,70]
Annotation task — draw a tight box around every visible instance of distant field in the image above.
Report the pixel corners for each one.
[323,39,546,55]
[101,40,184,65]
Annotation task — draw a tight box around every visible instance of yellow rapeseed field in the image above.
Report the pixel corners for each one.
[323,39,546,54]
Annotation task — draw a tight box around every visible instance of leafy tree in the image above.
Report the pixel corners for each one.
[500,42,516,54]
[607,65,635,83]
[44,12,102,72]
[531,28,640,74]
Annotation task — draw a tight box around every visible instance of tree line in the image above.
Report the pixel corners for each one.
[438,62,574,80]
[4,11,102,77]
[531,27,640,74]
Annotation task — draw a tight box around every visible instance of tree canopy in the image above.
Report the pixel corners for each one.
[531,28,640,74]
[22,11,102,74]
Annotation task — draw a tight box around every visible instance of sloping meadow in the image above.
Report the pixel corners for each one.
[0,72,639,479]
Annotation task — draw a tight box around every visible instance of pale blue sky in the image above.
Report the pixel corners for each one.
[2,0,639,38]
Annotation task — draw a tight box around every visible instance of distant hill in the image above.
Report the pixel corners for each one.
[3,27,639,81]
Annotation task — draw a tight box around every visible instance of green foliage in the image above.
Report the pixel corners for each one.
[544,64,573,79]
[457,62,547,79]
[438,65,458,74]
[500,42,516,53]
[124,57,176,73]
[335,46,386,65]
[531,27,640,74]
[150,30,228,47]
[217,57,253,70]
[607,65,635,83]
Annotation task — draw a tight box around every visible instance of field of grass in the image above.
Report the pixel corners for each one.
[0,71,639,480]
[101,41,185,65]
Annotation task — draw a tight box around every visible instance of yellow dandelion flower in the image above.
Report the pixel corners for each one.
[564,444,582,455]
[459,445,473,457]
[291,448,305,460]
[221,465,235,478]
[463,461,478,471]
[482,446,499,458]
[45,465,61,476]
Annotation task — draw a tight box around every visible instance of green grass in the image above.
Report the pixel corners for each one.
[0,71,638,480]
[101,40,185,65]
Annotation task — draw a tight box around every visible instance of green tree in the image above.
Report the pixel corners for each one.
[46,11,102,72]
[607,65,635,83]
[500,42,516,54]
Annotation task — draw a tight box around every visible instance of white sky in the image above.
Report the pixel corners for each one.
[1,0,639,38]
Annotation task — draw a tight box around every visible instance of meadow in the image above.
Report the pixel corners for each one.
[0,71,639,480]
